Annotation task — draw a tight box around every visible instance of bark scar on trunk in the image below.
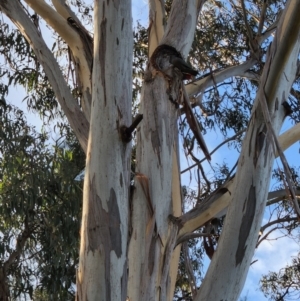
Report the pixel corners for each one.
[254,124,267,167]
[87,177,122,258]
[235,184,256,266]
[99,17,107,106]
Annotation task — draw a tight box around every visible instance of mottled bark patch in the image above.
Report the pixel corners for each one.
[87,176,111,300]
[151,129,162,166]
[112,0,120,9]
[235,184,256,266]
[248,126,254,157]
[100,17,107,106]
[108,188,122,257]
[87,177,123,298]
[253,125,267,167]
[121,259,128,300]
[148,235,156,275]
[119,172,123,187]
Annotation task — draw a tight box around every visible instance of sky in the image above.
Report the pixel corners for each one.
[179,128,299,301]
[3,1,299,300]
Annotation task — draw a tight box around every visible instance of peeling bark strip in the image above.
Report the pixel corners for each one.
[235,184,256,266]
[182,88,211,161]
[66,17,93,67]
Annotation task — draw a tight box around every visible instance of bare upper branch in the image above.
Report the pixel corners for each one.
[148,0,165,57]
[0,0,89,152]
[24,0,93,120]
[185,58,257,96]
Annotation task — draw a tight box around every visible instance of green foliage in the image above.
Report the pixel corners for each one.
[0,102,84,300]
[0,0,299,300]
[260,253,300,301]
[0,22,59,121]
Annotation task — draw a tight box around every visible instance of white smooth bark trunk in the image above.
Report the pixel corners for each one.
[127,1,204,300]
[148,0,165,56]
[128,74,179,301]
[196,1,300,300]
[77,1,132,300]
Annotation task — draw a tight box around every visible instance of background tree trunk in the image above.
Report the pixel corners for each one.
[76,1,133,300]
[196,1,300,299]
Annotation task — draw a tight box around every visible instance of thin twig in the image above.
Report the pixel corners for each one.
[241,0,253,43]
[225,159,238,182]
[186,141,211,197]
[181,128,245,174]
[257,0,267,36]
[260,216,298,234]
[256,225,283,248]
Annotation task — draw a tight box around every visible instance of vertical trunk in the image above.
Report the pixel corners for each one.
[128,1,204,300]
[127,73,180,301]
[196,1,300,300]
[76,1,133,300]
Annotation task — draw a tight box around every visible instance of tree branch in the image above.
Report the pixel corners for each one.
[176,122,300,244]
[257,0,267,36]
[185,13,280,99]
[0,0,89,153]
[24,0,79,51]
[256,225,284,248]
[24,0,93,120]
[161,0,199,57]
[267,187,300,206]
[240,0,256,54]
[181,128,246,174]
[262,3,300,103]
[257,17,279,45]
[3,218,32,271]
[277,123,300,157]
[260,216,298,234]
[148,0,165,57]
[185,58,257,96]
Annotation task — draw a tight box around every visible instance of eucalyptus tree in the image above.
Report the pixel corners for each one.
[0,103,84,300]
[260,252,300,301]
[0,1,300,301]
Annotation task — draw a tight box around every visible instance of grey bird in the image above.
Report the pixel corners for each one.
[169,55,198,79]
